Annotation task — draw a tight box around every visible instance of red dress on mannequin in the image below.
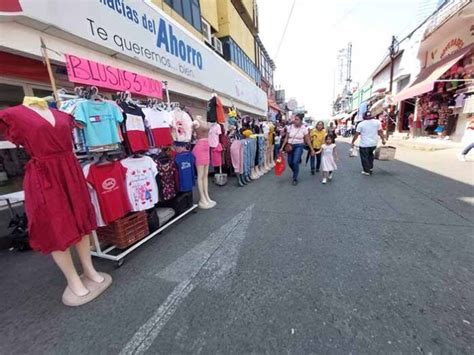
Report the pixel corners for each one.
[0,105,97,253]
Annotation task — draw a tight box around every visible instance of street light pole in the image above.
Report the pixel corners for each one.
[388,35,398,140]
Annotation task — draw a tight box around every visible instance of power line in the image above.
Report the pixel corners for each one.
[274,0,297,60]
[331,0,363,28]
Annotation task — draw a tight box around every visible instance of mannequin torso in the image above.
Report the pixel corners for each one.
[23,104,56,127]
[194,116,210,139]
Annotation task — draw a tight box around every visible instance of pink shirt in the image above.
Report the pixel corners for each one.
[208,123,222,148]
[287,124,309,145]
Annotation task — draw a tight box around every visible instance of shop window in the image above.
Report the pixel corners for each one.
[166,0,201,32]
[32,88,53,98]
[182,0,192,24]
[191,0,201,31]
[0,83,24,110]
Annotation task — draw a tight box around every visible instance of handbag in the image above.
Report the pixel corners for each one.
[275,152,286,176]
[349,147,358,157]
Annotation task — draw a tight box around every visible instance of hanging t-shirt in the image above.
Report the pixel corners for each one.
[142,108,173,147]
[121,156,159,211]
[119,102,149,153]
[170,109,193,143]
[155,159,178,201]
[86,161,131,224]
[208,123,222,148]
[83,163,106,227]
[175,151,195,192]
[74,101,124,147]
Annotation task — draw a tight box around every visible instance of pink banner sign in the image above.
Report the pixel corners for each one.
[65,54,163,99]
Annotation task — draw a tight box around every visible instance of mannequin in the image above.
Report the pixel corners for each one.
[192,115,216,209]
[0,101,112,306]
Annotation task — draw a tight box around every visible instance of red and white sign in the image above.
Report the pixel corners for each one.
[65,54,163,99]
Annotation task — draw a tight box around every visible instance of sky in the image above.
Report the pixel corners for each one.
[258,0,425,119]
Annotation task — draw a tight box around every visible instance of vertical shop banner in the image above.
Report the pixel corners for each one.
[65,54,163,98]
[1,0,267,112]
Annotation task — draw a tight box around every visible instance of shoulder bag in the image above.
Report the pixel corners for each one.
[283,127,303,153]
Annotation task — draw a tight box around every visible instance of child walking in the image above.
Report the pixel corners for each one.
[317,135,339,184]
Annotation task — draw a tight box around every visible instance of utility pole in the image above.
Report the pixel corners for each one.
[387,35,399,140]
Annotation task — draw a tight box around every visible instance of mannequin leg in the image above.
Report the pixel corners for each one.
[203,165,216,206]
[52,249,89,297]
[75,235,104,283]
[196,165,211,209]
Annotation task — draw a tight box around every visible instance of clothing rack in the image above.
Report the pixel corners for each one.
[54,85,197,266]
[90,202,197,267]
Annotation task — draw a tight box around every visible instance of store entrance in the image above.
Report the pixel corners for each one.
[398,99,415,132]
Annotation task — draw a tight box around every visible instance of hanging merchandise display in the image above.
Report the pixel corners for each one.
[121,156,159,211]
[74,100,124,147]
[86,160,131,224]
[119,101,150,153]
[142,107,174,148]
[170,108,194,143]
[207,94,226,124]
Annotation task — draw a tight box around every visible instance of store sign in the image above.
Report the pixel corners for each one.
[1,0,267,112]
[65,54,163,98]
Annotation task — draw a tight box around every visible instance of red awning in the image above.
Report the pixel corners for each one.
[0,51,50,82]
[394,43,473,102]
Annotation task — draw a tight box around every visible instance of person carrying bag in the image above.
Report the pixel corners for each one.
[280,114,315,185]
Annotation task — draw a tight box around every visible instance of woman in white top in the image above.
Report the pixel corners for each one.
[280,114,315,185]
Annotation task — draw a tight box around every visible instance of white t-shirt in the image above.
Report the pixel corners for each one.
[170,109,193,142]
[356,119,382,147]
[121,156,159,211]
[287,124,309,145]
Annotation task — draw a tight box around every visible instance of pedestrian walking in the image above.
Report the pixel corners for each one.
[351,112,386,175]
[458,117,474,161]
[280,114,315,185]
[309,121,326,175]
[327,121,337,142]
[316,135,338,184]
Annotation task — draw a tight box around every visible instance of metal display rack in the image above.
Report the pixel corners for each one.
[91,204,198,267]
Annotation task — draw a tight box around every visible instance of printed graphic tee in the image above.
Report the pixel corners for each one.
[175,151,195,192]
[86,161,131,224]
[74,101,124,146]
[121,156,159,211]
[208,123,222,148]
[119,102,149,153]
[170,109,193,143]
[142,108,173,147]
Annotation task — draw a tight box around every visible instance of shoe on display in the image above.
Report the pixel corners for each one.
[62,272,112,307]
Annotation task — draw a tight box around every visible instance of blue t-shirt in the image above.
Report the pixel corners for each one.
[74,101,124,147]
[175,152,195,192]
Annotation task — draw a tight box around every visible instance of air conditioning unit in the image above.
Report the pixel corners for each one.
[202,19,211,44]
[212,36,223,55]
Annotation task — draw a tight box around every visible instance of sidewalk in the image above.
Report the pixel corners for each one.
[387,135,464,152]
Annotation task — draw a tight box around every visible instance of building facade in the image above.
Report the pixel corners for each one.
[151,0,278,116]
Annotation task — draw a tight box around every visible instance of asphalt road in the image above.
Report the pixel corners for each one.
[0,142,473,354]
